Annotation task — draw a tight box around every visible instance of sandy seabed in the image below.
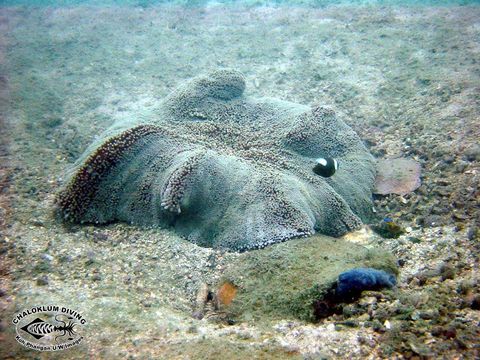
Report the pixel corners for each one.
[0,3,479,359]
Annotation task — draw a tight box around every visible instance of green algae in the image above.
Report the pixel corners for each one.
[219,234,397,322]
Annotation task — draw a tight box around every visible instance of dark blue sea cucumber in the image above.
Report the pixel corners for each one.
[336,267,397,301]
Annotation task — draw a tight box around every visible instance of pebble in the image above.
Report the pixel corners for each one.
[342,304,363,317]
[442,155,455,164]
[357,335,376,348]
[453,162,468,173]
[192,311,203,320]
[441,327,457,339]
[414,269,438,286]
[36,275,49,286]
[41,253,54,262]
[457,279,476,295]
[31,219,44,227]
[467,225,478,241]
[359,296,377,306]
[418,309,439,320]
[357,313,370,322]
[59,254,73,263]
[141,299,152,308]
[409,342,433,357]
[371,320,385,333]
[422,215,446,227]
[186,325,198,333]
[338,320,358,328]
[464,144,480,161]
[408,236,422,244]
[93,231,109,242]
[439,263,455,281]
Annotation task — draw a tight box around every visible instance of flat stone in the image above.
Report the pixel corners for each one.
[374,158,421,196]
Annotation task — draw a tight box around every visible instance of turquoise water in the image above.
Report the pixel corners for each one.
[1,0,479,6]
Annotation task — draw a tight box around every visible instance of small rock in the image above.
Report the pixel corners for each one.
[357,313,370,322]
[132,339,141,347]
[422,215,446,227]
[40,253,54,262]
[442,327,457,339]
[415,270,438,285]
[373,219,405,239]
[464,144,480,161]
[453,161,468,173]
[410,310,420,321]
[408,236,422,244]
[439,263,455,281]
[192,311,203,320]
[187,325,198,333]
[33,260,51,273]
[418,309,439,320]
[337,320,358,328]
[31,219,44,227]
[217,281,237,307]
[371,319,385,333]
[467,225,478,241]
[141,300,152,308]
[359,296,377,306]
[85,251,96,266]
[342,304,363,317]
[36,275,49,286]
[93,232,109,242]
[358,335,376,348]
[374,158,421,195]
[470,295,480,310]
[457,279,476,295]
[59,255,73,263]
[409,342,433,357]
[85,259,95,266]
[442,155,455,164]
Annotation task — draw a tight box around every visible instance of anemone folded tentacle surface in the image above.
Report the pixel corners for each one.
[56,69,376,251]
